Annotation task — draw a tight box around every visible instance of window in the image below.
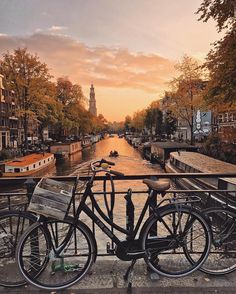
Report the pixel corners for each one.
[224,112,228,122]
[229,113,234,122]
[33,164,36,168]
[218,114,223,123]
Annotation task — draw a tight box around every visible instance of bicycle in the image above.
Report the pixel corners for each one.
[197,206,236,275]
[0,209,37,287]
[16,159,212,290]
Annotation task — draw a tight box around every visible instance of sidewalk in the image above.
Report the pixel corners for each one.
[1,259,236,294]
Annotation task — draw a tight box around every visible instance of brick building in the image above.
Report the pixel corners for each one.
[0,74,24,151]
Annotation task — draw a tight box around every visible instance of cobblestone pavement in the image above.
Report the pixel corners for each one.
[1,259,236,294]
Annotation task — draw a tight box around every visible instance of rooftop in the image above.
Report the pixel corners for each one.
[5,153,53,167]
[171,151,236,173]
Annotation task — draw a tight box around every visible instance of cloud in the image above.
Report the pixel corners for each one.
[0,33,176,93]
[48,26,68,32]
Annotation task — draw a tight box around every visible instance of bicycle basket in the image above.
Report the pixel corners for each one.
[28,178,74,220]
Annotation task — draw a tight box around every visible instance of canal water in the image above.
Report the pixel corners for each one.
[44,136,161,177]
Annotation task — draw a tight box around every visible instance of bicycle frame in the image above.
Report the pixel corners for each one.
[46,168,159,259]
[43,161,198,261]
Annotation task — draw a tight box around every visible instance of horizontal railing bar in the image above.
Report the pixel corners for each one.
[0,190,235,198]
[0,172,236,185]
[75,189,236,196]
[0,193,27,196]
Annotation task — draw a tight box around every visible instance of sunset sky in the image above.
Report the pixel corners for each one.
[0,0,221,121]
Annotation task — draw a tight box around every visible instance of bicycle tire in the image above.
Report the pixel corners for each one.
[17,217,96,290]
[141,204,211,277]
[0,210,37,287]
[193,207,236,275]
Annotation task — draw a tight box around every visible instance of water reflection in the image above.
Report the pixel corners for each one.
[54,136,161,176]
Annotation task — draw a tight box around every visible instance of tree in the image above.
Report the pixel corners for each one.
[1,48,54,148]
[124,115,132,132]
[196,1,236,107]
[169,55,205,144]
[55,77,87,138]
[203,25,236,106]
[196,0,236,32]
[145,101,163,136]
[92,114,108,133]
[163,110,177,139]
[131,110,146,132]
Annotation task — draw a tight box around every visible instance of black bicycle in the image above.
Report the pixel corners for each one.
[198,206,236,275]
[16,159,212,290]
[0,210,37,287]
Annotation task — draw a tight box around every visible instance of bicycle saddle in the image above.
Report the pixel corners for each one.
[143,179,170,192]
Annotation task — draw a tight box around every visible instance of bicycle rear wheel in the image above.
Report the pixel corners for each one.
[0,210,36,287]
[141,205,211,277]
[199,207,236,275]
[17,218,96,290]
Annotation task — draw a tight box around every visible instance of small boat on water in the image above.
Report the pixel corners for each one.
[166,151,236,205]
[109,150,119,157]
[0,153,55,177]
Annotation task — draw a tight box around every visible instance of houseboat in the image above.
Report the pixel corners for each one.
[166,151,236,205]
[50,141,82,156]
[0,153,55,177]
[150,142,198,166]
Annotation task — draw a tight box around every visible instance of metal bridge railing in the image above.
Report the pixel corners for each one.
[0,173,236,256]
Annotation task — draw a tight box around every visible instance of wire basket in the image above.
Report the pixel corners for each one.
[28,178,74,220]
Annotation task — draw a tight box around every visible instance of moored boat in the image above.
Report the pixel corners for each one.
[150,142,198,165]
[0,153,55,177]
[166,151,236,205]
[50,141,82,155]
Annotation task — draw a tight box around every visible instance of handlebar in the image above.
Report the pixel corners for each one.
[90,158,124,177]
[100,159,115,166]
[110,170,124,177]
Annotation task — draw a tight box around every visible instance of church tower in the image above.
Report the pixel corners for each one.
[89,84,97,116]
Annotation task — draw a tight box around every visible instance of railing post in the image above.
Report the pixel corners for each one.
[25,178,36,204]
[148,188,160,280]
[24,178,40,270]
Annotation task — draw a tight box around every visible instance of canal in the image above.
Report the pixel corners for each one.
[44,136,162,177]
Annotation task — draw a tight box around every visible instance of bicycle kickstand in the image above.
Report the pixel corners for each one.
[124,259,137,294]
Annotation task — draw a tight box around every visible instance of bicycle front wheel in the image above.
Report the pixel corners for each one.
[141,205,211,277]
[199,207,236,275]
[0,210,36,287]
[17,218,96,290]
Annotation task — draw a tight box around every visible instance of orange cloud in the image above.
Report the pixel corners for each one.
[0,33,175,92]
[0,33,176,120]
